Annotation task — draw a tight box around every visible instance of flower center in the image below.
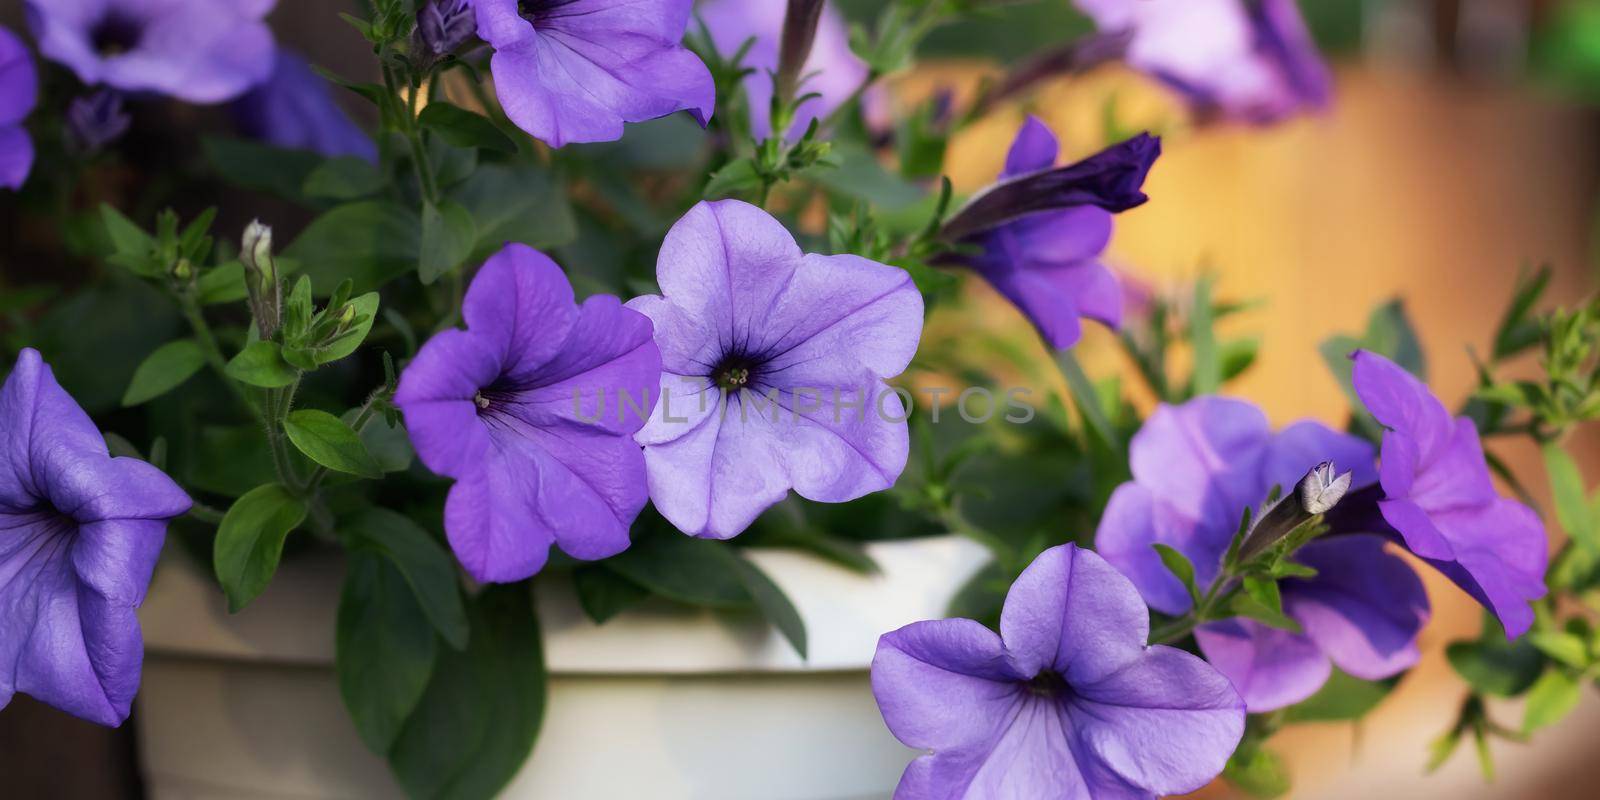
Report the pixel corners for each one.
[473,391,492,411]
[516,0,575,26]
[713,355,760,392]
[90,12,144,57]
[1025,670,1069,698]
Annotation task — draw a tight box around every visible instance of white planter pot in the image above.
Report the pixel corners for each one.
[134,535,988,800]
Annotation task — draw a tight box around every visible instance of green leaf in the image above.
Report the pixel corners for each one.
[303,156,386,200]
[572,566,650,625]
[1282,669,1397,723]
[355,413,414,473]
[805,143,925,211]
[1219,337,1260,381]
[389,586,546,800]
[284,201,421,294]
[603,532,751,609]
[224,341,300,388]
[99,204,159,276]
[314,291,379,365]
[1320,298,1427,416]
[1242,575,1284,615]
[213,484,308,612]
[451,164,576,260]
[418,199,478,284]
[1190,275,1220,395]
[729,555,808,659]
[418,102,517,154]
[198,261,249,304]
[1523,667,1584,734]
[122,339,205,406]
[336,550,439,754]
[703,158,763,200]
[1528,630,1591,669]
[1228,590,1300,633]
[1493,266,1552,360]
[203,137,324,202]
[1223,746,1291,799]
[284,409,384,479]
[1152,543,1201,606]
[344,508,468,649]
[1545,442,1598,551]
[1447,635,1545,697]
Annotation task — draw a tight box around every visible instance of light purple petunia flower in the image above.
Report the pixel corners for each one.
[1075,0,1331,124]
[394,244,662,583]
[1,25,39,190]
[474,0,715,147]
[26,0,277,104]
[943,117,1157,349]
[628,199,923,539]
[0,348,190,726]
[1351,350,1548,638]
[232,51,378,164]
[872,543,1245,799]
[1096,396,1430,711]
[697,0,884,140]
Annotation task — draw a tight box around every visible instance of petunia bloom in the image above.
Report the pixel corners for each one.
[940,117,1157,349]
[872,543,1245,799]
[26,0,277,104]
[1351,350,1547,638]
[1096,396,1430,711]
[1075,0,1331,124]
[473,0,715,147]
[1,25,38,189]
[394,244,662,583]
[629,200,923,539]
[0,348,190,726]
[698,0,884,140]
[232,51,378,163]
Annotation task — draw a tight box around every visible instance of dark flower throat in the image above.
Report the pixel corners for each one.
[91,12,144,57]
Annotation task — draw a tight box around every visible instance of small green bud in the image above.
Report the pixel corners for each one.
[171,259,194,281]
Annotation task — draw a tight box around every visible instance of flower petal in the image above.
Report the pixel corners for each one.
[1000,544,1149,683]
[393,329,501,479]
[1195,617,1330,712]
[1351,349,1454,466]
[756,252,923,380]
[1095,481,1207,615]
[871,618,1021,753]
[1003,115,1059,177]
[461,244,579,375]
[1129,397,1271,534]
[652,199,804,354]
[1265,419,1378,492]
[0,26,38,127]
[505,294,662,437]
[0,125,32,189]
[1283,534,1428,680]
[1409,499,1548,638]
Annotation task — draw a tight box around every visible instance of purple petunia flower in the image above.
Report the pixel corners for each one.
[942,117,1157,350]
[232,51,378,163]
[1075,0,1331,124]
[1,25,39,190]
[1351,350,1548,638]
[872,543,1245,799]
[0,348,190,726]
[67,89,131,153]
[1097,397,1430,711]
[473,0,715,147]
[628,200,923,539]
[394,244,662,583]
[697,0,884,140]
[26,0,277,104]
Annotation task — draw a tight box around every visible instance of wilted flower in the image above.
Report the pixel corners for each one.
[232,51,378,163]
[698,0,884,140]
[872,544,1245,798]
[1351,350,1548,638]
[0,25,38,189]
[473,0,715,147]
[1097,397,1430,711]
[394,244,661,582]
[1075,0,1331,123]
[629,200,922,539]
[0,349,190,726]
[66,90,131,153]
[26,0,276,103]
[939,118,1159,349]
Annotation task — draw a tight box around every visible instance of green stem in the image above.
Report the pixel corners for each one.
[178,290,264,424]
[186,502,227,525]
[1054,350,1118,449]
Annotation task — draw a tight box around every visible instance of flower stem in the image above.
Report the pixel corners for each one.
[1053,350,1118,450]
[178,289,264,424]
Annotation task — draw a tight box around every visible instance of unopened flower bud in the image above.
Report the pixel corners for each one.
[416,0,475,58]
[66,90,131,154]
[1236,461,1351,563]
[171,259,194,282]
[1299,461,1352,515]
[242,220,275,284]
[339,304,356,325]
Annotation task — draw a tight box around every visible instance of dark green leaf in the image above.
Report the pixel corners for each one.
[418,102,517,154]
[1152,543,1201,606]
[355,414,414,473]
[389,586,546,800]
[1493,266,1552,360]
[1282,669,1397,723]
[1545,442,1597,551]
[284,201,421,294]
[284,409,384,479]
[122,339,205,406]
[1447,636,1545,697]
[213,484,308,612]
[198,261,249,305]
[573,566,650,625]
[1319,299,1427,417]
[225,341,299,388]
[1528,630,1591,669]
[729,555,807,658]
[1227,590,1300,633]
[1224,745,1291,799]
[204,137,324,202]
[187,425,281,497]
[314,292,380,365]
[99,204,160,276]
[603,534,751,609]
[303,156,386,200]
[345,508,468,649]
[450,165,576,260]
[419,199,478,284]
[337,550,438,753]
[805,143,925,211]
[702,158,763,200]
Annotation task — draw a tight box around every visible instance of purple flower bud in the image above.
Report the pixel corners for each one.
[66,90,131,153]
[417,0,476,58]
